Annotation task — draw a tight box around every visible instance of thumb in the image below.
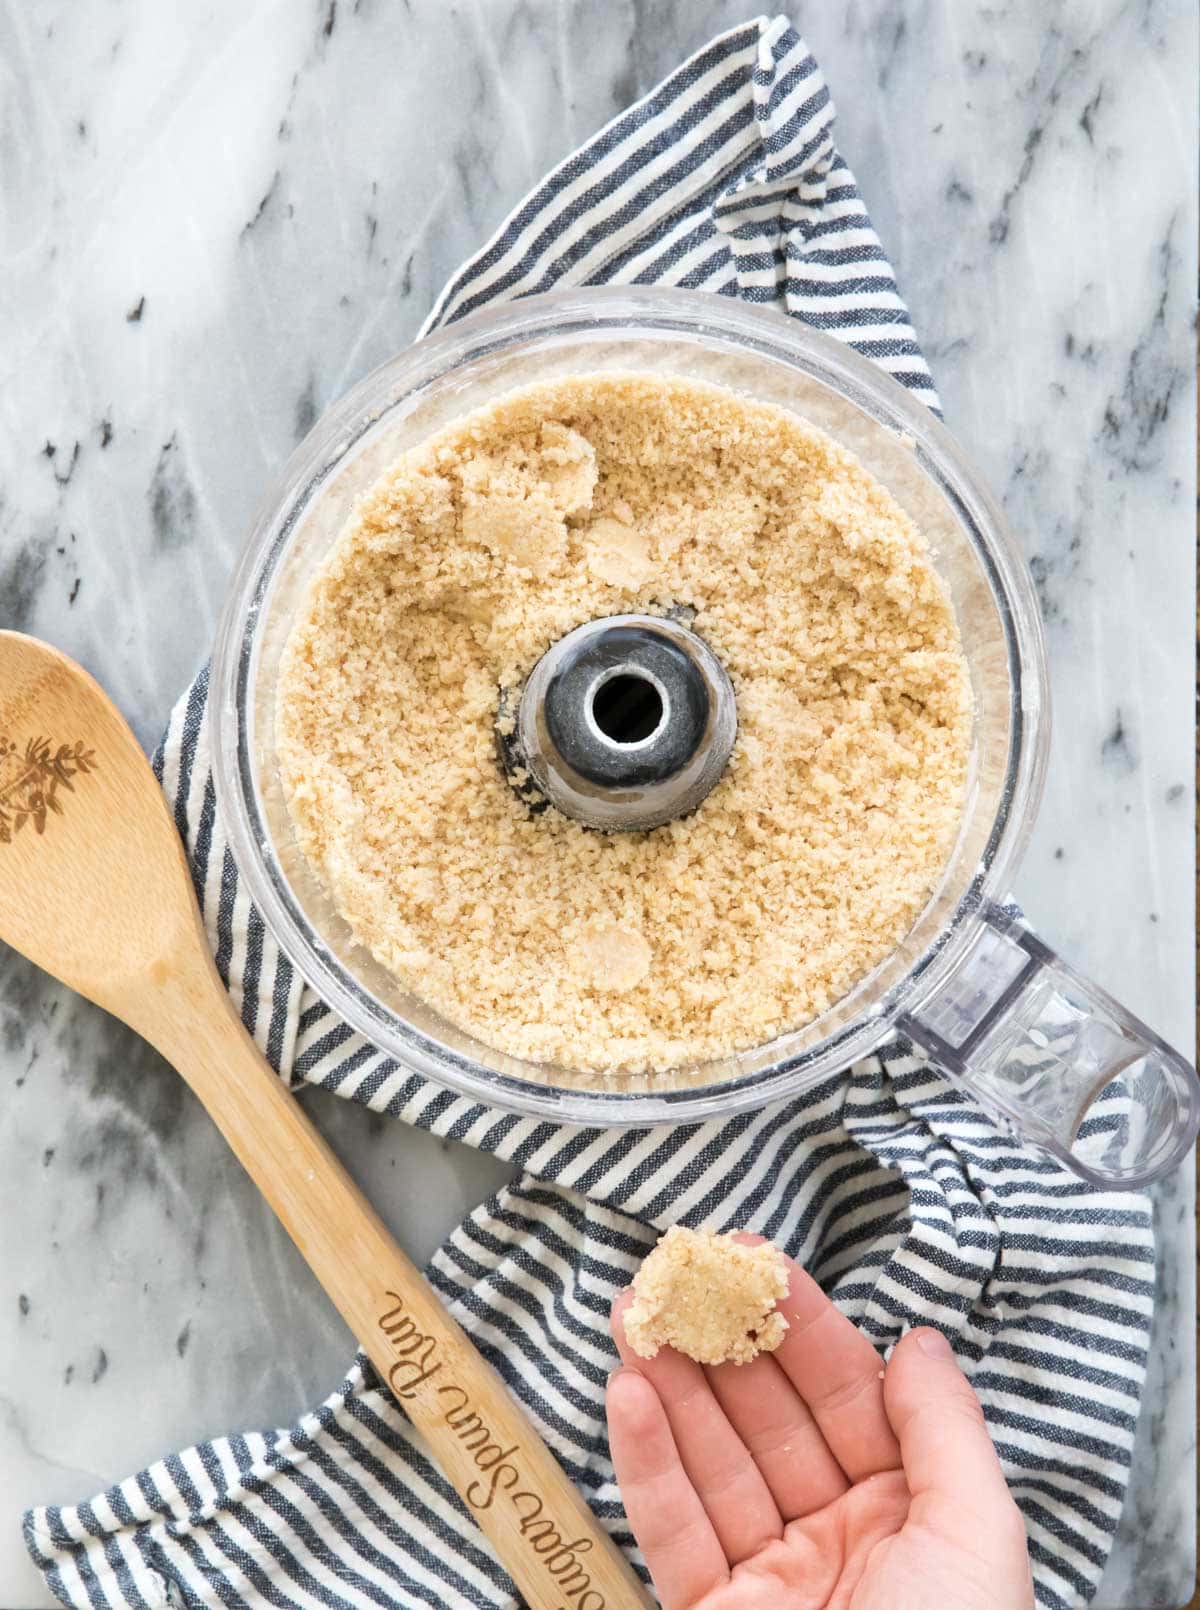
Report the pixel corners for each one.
[884,1327,1021,1533]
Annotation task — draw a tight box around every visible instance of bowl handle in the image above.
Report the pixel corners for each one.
[896,901,1199,1189]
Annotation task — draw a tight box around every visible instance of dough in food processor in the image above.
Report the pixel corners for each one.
[623,1226,790,1366]
[276,372,972,1077]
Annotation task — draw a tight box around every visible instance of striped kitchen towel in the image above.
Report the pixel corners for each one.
[25,15,1153,1610]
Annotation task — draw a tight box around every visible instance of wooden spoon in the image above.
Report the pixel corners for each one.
[0,631,650,1610]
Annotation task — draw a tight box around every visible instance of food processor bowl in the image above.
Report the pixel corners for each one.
[210,287,1198,1189]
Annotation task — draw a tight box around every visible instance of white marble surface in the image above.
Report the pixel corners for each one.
[0,1,1194,1606]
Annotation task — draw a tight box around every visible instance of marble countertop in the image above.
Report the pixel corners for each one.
[0,2,1195,1606]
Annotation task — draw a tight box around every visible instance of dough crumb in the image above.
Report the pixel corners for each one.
[539,421,597,515]
[624,1226,790,1366]
[584,514,653,589]
[575,919,653,992]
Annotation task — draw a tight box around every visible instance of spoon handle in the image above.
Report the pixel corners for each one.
[152,962,650,1610]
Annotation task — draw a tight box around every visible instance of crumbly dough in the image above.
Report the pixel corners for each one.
[276,373,971,1075]
[624,1227,790,1366]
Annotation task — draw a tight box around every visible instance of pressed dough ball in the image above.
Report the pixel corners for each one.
[624,1226,790,1366]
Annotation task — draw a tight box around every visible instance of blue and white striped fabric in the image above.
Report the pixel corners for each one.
[25,16,1152,1610]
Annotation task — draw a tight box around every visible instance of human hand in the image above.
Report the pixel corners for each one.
[606,1242,1034,1610]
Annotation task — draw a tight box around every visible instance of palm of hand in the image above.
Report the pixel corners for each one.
[694,1478,1020,1610]
[607,1249,1034,1610]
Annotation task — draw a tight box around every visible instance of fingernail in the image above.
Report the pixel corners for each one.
[606,1367,624,1387]
[915,1328,954,1359]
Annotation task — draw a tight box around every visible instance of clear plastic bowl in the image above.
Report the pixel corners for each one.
[210,287,1198,1187]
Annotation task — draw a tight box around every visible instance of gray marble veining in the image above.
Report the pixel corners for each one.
[0,2,1194,1606]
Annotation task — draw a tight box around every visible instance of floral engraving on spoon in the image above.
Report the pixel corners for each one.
[0,735,98,842]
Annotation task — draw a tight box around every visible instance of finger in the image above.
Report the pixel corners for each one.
[613,1291,782,1563]
[606,1368,729,1610]
[883,1328,1023,1540]
[770,1255,901,1480]
[704,1351,849,1519]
